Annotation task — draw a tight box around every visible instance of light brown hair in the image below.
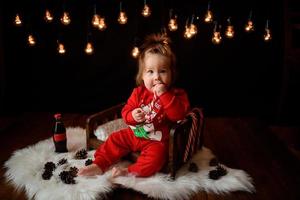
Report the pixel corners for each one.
[136,33,176,86]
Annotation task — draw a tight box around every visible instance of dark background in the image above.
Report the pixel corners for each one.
[0,0,299,125]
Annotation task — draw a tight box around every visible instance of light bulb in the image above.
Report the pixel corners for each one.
[131,47,139,58]
[264,29,272,41]
[118,11,128,24]
[245,20,254,32]
[61,12,71,25]
[189,24,197,36]
[212,31,222,44]
[14,14,22,26]
[142,4,151,17]
[28,34,36,46]
[204,10,213,23]
[225,25,234,38]
[98,17,107,30]
[168,18,178,31]
[58,43,66,54]
[85,42,94,54]
[264,20,271,41]
[92,14,100,27]
[184,26,193,39]
[44,10,53,22]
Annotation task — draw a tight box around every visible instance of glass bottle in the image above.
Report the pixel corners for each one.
[53,113,68,153]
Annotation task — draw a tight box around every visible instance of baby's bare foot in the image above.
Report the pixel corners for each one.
[78,164,103,176]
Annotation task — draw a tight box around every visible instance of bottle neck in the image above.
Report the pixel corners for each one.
[54,119,65,134]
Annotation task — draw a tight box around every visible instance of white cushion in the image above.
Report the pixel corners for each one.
[94,118,127,141]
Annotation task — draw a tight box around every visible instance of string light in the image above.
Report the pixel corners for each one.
[184,18,192,39]
[14,14,22,26]
[141,0,151,17]
[184,18,191,39]
[12,2,274,55]
[27,34,36,46]
[92,5,101,28]
[92,14,100,27]
[225,17,234,38]
[168,18,178,32]
[131,46,139,58]
[85,42,94,54]
[168,9,178,31]
[98,17,107,30]
[61,12,71,25]
[118,12,128,24]
[184,15,197,39]
[44,10,53,23]
[245,11,254,32]
[264,19,272,41]
[245,21,254,32]
[212,22,222,44]
[60,1,71,25]
[57,41,66,54]
[131,37,140,58]
[189,23,198,35]
[204,2,213,23]
[118,2,128,25]
[91,4,106,30]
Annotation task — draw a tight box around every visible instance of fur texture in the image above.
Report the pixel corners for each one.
[4,127,255,200]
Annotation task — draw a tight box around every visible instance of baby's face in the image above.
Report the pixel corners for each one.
[142,53,172,93]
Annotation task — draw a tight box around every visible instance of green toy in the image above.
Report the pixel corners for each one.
[133,125,149,139]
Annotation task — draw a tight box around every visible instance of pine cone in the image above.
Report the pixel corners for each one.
[208,169,220,180]
[59,171,68,180]
[59,171,76,184]
[216,165,227,176]
[44,161,56,172]
[208,165,228,180]
[42,170,53,180]
[57,158,68,166]
[75,149,88,159]
[69,167,78,177]
[85,159,93,166]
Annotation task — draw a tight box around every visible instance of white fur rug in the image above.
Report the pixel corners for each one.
[4,127,255,200]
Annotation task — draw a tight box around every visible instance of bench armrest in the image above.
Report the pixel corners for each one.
[86,103,125,149]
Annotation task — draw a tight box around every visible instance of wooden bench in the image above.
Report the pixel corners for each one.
[86,103,204,179]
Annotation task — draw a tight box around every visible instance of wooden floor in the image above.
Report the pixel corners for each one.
[0,112,299,200]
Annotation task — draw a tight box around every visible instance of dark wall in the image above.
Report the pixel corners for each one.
[0,1,6,112]
[1,0,292,123]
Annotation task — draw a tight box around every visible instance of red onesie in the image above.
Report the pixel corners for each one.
[93,85,190,177]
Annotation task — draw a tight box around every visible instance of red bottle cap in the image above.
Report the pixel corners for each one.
[54,113,62,119]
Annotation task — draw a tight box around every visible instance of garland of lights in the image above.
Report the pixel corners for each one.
[13,1,272,58]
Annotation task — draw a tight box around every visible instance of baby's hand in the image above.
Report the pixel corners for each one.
[78,164,103,176]
[154,83,167,96]
[132,108,145,123]
[111,166,128,178]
